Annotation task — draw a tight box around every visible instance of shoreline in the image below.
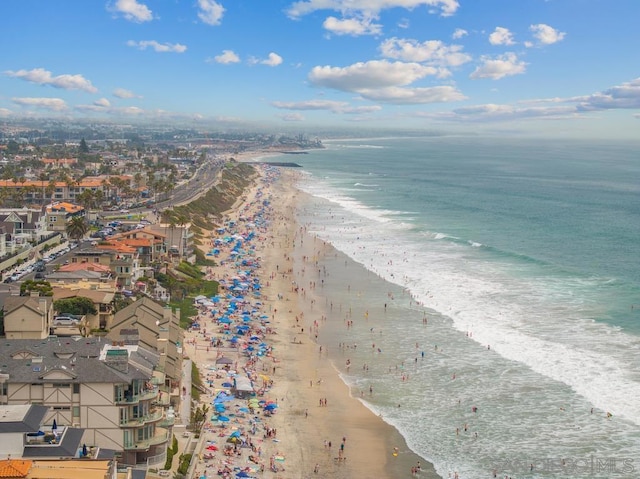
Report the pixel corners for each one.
[182,161,438,478]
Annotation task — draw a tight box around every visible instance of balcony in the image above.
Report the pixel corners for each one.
[116,388,158,404]
[124,429,169,450]
[120,409,163,427]
[158,415,175,428]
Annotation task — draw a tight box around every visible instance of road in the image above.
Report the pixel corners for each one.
[99,154,224,217]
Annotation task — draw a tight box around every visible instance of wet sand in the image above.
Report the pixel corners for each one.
[184,165,437,478]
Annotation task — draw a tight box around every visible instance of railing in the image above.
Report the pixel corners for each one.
[158,415,175,428]
[120,409,163,427]
[124,429,169,450]
[146,449,167,468]
[116,388,158,404]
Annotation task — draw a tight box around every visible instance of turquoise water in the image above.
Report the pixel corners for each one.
[278,136,640,478]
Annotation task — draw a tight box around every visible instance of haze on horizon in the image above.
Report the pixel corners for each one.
[1,0,639,139]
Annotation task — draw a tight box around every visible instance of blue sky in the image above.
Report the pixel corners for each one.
[1,0,639,137]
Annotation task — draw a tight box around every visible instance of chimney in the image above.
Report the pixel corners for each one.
[104,348,129,373]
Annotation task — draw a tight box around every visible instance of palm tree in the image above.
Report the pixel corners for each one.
[66,216,89,241]
[38,172,49,204]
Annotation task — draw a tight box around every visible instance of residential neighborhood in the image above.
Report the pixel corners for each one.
[0,119,322,477]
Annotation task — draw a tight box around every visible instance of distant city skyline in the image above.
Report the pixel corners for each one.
[1,0,639,138]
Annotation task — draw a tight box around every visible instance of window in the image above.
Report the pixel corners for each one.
[0,383,7,395]
[73,383,80,394]
[58,383,71,388]
[73,406,80,417]
[114,385,124,402]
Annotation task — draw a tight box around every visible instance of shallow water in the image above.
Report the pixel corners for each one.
[282,136,640,479]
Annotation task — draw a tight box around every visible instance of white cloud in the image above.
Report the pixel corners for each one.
[447,103,577,122]
[452,28,467,39]
[470,53,526,80]
[398,18,410,29]
[0,108,12,117]
[414,77,640,124]
[12,97,68,111]
[94,98,111,107]
[197,0,225,26]
[113,88,140,98]
[272,99,349,111]
[127,40,187,53]
[110,0,153,22]
[379,37,471,67]
[76,104,145,115]
[287,0,459,18]
[210,50,240,64]
[261,53,283,66]
[489,27,515,45]
[4,68,97,93]
[340,105,383,114]
[278,113,306,121]
[323,15,382,36]
[272,99,384,114]
[309,60,438,92]
[356,85,466,104]
[529,24,566,45]
[572,77,640,111]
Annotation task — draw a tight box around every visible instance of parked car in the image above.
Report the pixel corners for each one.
[53,313,82,326]
[53,318,79,326]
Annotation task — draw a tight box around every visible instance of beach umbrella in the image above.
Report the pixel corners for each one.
[216,357,234,365]
[217,416,230,422]
[229,430,241,438]
[236,471,250,478]
[222,382,233,387]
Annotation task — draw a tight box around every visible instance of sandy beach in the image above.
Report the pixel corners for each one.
[181,163,436,479]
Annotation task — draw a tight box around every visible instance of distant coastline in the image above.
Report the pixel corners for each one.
[260,161,302,167]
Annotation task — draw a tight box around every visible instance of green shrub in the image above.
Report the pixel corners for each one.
[163,448,174,470]
[178,453,192,475]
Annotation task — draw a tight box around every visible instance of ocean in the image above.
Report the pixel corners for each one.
[277,136,640,479]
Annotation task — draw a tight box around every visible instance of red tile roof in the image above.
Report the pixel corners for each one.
[0,459,32,478]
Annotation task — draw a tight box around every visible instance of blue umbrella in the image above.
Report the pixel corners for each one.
[236,471,250,478]
[217,415,230,422]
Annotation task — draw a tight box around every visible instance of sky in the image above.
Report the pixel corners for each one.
[1,0,639,138]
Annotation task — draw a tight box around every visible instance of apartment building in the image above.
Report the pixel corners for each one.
[0,337,173,466]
